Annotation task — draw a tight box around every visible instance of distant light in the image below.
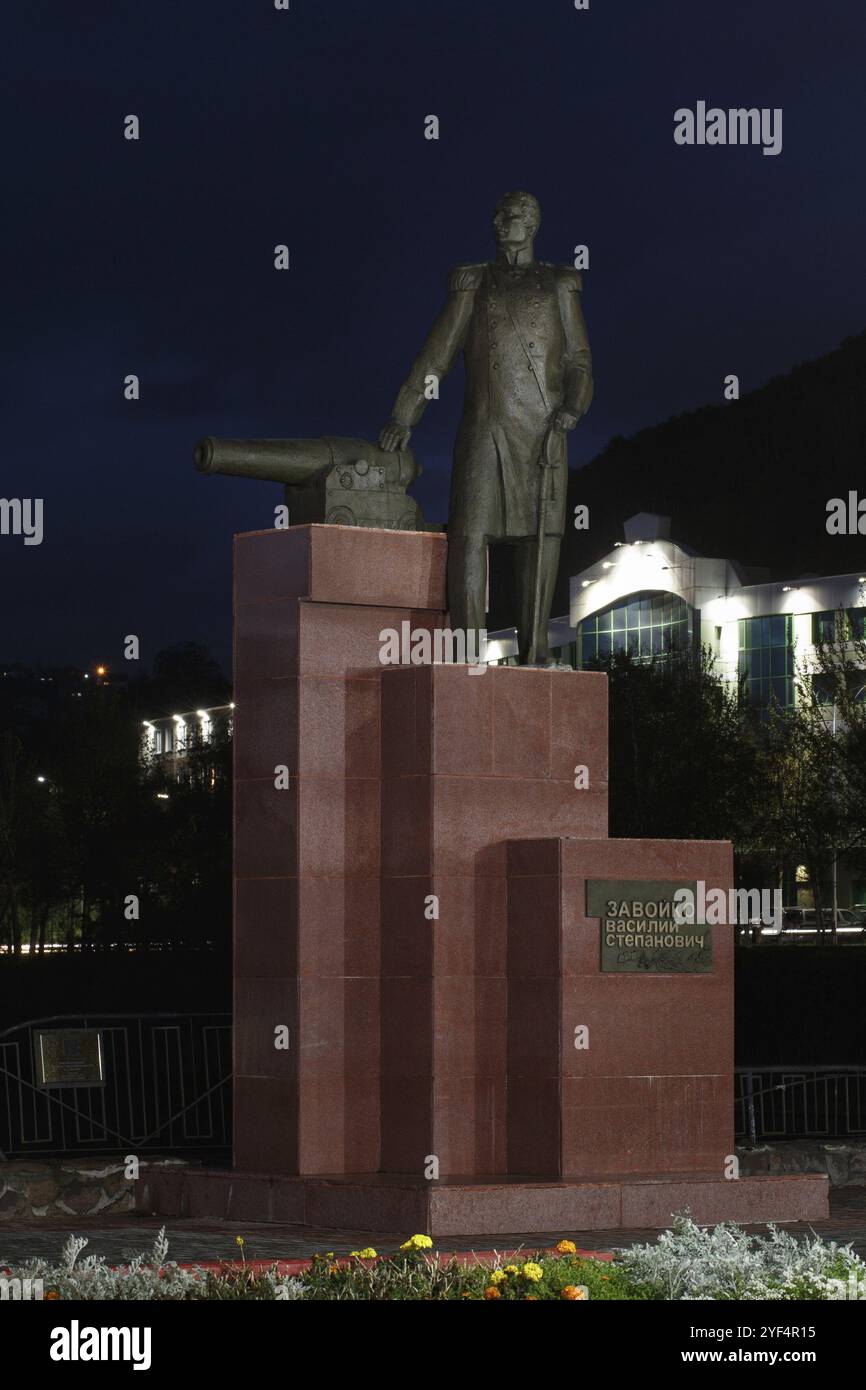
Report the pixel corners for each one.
[601,561,613,569]
[36,775,46,783]
[95,666,106,676]
[581,579,595,588]
[782,585,794,593]
[142,721,153,729]
[84,674,89,680]
[859,577,865,584]
[229,702,235,709]
[196,709,208,718]
[156,792,170,800]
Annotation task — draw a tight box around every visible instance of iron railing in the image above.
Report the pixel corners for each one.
[0,1013,231,1160]
[2,1032,862,1158]
[735,1066,866,1144]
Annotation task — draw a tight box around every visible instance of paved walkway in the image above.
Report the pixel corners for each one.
[1,1188,864,1267]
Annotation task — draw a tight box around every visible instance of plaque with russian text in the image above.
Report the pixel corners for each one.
[586,879,712,973]
[35,1029,105,1087]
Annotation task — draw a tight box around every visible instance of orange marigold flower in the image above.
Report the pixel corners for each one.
[556,1240,577,1255]
[484,1285,501,1299]
[561,1285,586,1300]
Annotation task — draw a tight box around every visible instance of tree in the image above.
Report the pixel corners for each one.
[603,647,765,854]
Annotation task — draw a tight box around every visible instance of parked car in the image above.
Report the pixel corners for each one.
[758,906,866,943]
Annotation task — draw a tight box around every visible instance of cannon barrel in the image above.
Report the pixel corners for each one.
[194,436,418,488]
[193,434,426,530]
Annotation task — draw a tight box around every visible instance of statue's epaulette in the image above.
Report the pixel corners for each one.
[448,263,486,292]
[555,265,583,292]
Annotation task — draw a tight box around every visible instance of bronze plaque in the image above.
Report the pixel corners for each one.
[586,879,712,973]
[35,1029,105,1087]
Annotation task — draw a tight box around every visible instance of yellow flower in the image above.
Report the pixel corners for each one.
[489,1269,507,1284]
[235,1236,245,1247]
[556,1240,577,1255]
[484,1285,501,1299]
[350,1247,377,1259]
[504,1264,519,1276]
[561,1285,586,1300]
[521,1262,543,1283]
[400,1234,433,1252]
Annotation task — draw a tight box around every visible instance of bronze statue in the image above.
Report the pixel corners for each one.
[379,191,593,665]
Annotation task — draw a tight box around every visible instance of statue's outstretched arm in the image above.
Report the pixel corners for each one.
[379,269,479,450]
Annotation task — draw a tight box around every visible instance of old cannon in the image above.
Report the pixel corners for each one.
[193,435,427,531]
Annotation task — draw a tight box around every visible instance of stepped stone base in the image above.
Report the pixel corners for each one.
[137,1168,828,1238]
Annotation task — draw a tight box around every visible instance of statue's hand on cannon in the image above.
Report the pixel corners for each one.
[378,420,412,453]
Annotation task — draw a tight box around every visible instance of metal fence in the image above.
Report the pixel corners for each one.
[3,1031,863,1158]
[0,1013,231,1160]
[736,1066,866,1144]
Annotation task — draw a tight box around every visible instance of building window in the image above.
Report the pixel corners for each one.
[154,729,164,754]
[576,590,693,669]
[811,669,866,707]
[738,615,794,709]
[812,611,837,644]
[813,608,866,643]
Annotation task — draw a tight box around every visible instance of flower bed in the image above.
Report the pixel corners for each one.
[3,1213,864,1300]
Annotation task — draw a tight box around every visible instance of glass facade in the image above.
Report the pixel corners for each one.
[576,590,694,669]
[811,669,866,706]
[738,614,794,709]
[812,607,866,643]
[812,610,837,644]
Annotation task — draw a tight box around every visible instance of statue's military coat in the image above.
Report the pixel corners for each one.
[391,260,593,539]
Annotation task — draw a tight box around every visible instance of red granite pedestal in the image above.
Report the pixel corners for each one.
[136,525,828,1234]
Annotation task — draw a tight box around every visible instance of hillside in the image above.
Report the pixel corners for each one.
[538,330,866,619]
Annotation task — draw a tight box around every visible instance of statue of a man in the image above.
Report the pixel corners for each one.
[379,191,593,664]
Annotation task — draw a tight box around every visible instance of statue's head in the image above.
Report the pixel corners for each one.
[493,191,541,248]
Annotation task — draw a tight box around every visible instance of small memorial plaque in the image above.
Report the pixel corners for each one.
[34,1029,105,1088]
[586,879,712,973]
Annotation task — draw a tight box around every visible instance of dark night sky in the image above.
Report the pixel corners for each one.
[2,0,864,675]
